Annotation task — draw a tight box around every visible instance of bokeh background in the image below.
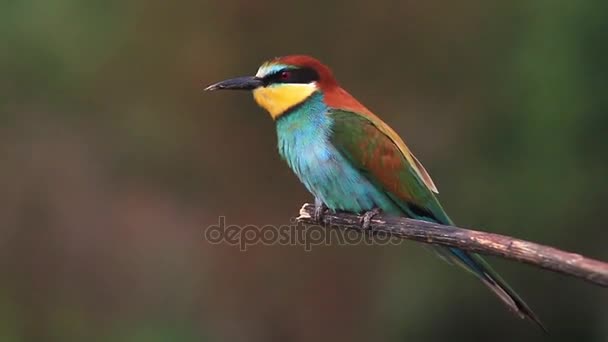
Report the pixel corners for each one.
[2,0,607,341]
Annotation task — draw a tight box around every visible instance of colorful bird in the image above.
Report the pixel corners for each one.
[205,55,544,330]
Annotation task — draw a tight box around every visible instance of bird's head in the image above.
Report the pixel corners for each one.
[205,55,338,119]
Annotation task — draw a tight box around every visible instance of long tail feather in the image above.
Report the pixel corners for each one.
[443,247,547,332]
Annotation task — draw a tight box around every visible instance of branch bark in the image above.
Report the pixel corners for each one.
[297,203,608,287]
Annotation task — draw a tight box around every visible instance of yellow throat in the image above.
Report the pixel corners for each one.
[253,83,317,119]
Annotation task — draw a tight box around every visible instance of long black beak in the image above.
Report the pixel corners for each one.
[204,76,263,91]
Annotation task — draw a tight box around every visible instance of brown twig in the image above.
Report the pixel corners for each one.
[297,203,608,287]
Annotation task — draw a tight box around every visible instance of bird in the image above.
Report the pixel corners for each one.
[204,55,544,330]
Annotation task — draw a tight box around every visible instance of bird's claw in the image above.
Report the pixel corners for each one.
[314,202,328,224]
[360,208,382,230]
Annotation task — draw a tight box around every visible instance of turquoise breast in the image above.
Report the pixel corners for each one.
[275,93,402,214]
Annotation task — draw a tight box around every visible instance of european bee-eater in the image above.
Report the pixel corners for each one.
[205,55,544,330]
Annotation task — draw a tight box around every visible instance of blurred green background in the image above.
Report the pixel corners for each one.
[1,0,607,341]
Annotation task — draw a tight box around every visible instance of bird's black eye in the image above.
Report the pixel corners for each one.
[265,67,319,85]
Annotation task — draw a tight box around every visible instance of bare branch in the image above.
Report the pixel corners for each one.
[297,203,608,287]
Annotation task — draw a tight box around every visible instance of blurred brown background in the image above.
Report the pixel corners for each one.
[1,0,607,341]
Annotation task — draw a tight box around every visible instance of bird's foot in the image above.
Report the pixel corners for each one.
[314,201,328,224]
[360,208,382,230]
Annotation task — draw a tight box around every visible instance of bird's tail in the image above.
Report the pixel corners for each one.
[436,246,547,332]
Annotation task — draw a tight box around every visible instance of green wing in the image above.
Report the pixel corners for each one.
[329,109,451,223]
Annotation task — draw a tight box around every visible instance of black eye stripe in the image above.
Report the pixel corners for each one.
[263,67,319,85]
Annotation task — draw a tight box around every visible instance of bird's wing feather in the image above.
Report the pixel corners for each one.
[346,108,438,193]
[329,109,447,222]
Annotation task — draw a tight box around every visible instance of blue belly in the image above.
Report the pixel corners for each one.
[275,94,402,215]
